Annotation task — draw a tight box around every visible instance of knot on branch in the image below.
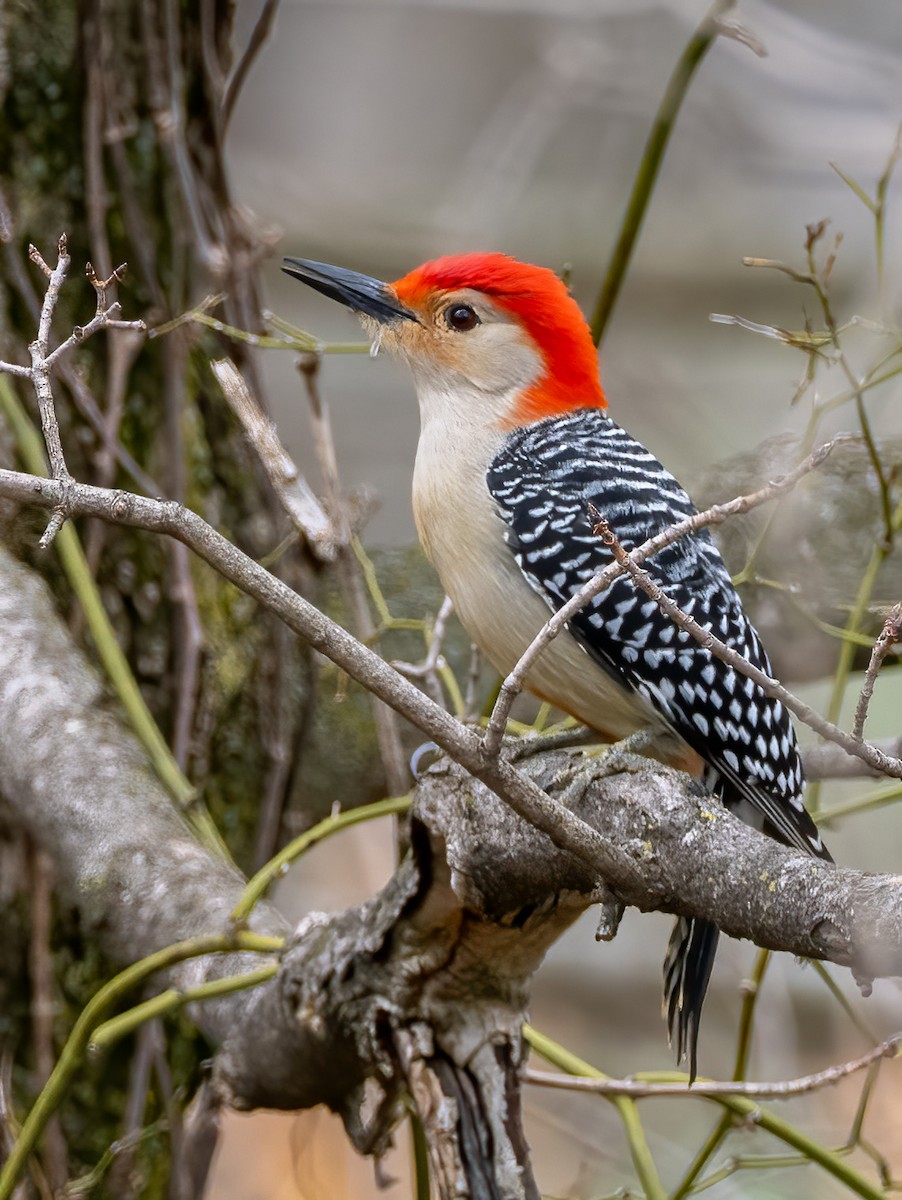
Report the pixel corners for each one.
[216,750,626,1195]
[213,748,902,1197]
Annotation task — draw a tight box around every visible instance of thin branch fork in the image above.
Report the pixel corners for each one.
[394,595,455,679]
[1,237,145,547]
[482,436,852,759]
[29,237,74,499]
[0,466,634,889]
[523,1033,902,1100]
[6,468,902,985]
[587,509,902,781]
[210,357,336,562]
[392,594,455,708]
[852,602,902,741]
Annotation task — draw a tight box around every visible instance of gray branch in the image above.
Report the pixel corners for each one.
[2,516,901,1196]
[0,543,288,1043]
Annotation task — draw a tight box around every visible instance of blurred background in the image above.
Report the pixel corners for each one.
[204,0,902,1196]
[0,0,899,1196]
[233,0,901,540]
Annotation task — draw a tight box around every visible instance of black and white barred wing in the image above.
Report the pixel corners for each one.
[487,408,826,860]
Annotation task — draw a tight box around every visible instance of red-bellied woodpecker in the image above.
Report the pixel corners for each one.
[283,251,830,1076]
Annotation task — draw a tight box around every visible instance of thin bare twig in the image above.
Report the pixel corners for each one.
[221,0,279,128]
[79,325,146,602]
[524,1034,901,1099]
[587,509,902,781]
[28,237,75,546]
[161,336,204,774]
[152,1032,188,1198]
[211,357,337,561]
[393,595,455,708]
[104,1023,157,1195]
[299,354,410,797]
[85,260,128,318]
[482,437,849,759]
[0,359,31,379]
[43,302,144,372]
[26,845,68,1192]
[2,239,145,546]
[852,603,902,741]
[803,737,902,781]
[29,237,73,482]
[2,207,158,494]
[463,642,483,723]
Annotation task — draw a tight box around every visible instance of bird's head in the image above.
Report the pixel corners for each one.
[282,252,606,429]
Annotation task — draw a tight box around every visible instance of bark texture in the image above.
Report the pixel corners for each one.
[0,543,288,1036]
[3,541,902,1198]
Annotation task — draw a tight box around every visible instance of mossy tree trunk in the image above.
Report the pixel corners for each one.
[0,5,322,1192]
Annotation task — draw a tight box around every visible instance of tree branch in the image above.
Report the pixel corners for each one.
[587,506,902,781]
[482,436,852,758]
[524,1033,901,1098]
[4,541,902,1199]
[0,465,649,886]
[0,543,287,1023]
[803,737,902,780]
[852,602,902,740]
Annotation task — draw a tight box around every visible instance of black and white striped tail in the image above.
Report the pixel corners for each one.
[663,771,831,1081]
[664,916,720,1082]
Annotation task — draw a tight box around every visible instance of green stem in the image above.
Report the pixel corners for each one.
[523,1026,667,1200]
[814,779,902,826]
[351,536,395,625]
[231,793,412,924]
[807,498,902,814]
[639,1071,885,1200]
[589,0,732,346]
[668,1073,886,1199]
[0,931,284,1200]
[155,308,370,355]
[854,388,894,550]
[0,376,230,861]
[524,1023,884,1200]
[671,948,770,1199]
[803,355,902,439]
[89,964,278,1049]
[874,123,902,311]
[809,962,879,1045]
[410,1113,432,1200]
[732,948,770,1081]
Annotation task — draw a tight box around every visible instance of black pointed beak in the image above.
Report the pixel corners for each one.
[282,257,417,324]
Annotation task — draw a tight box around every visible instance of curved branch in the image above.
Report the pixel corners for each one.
[0,542,287,1045]
[2,542,901,1200]
[0,466,653,886]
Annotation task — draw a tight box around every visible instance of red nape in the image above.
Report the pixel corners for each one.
[392,253,607,424]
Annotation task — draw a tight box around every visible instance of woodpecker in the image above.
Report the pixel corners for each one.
[283,251,830,1076]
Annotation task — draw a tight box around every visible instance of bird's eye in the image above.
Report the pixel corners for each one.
[445,304,480,332]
